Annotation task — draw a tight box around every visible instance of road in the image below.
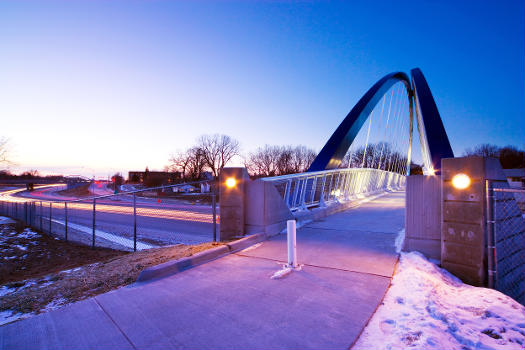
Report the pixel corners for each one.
[0,184,218,250]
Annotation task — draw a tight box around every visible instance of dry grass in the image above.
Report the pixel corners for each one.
[0,223,222,316]
[0,222,127,284]
[56,183,92,197]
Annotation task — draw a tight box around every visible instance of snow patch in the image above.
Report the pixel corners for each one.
[394,228,405,253]
[271,267,293,279]
[0,216,15,224]
[0,285,16,297]
[17,229,40,239]
[0,310,33,326]
[353,251,525,350]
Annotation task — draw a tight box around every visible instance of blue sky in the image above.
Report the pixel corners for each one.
[1,0,523,177]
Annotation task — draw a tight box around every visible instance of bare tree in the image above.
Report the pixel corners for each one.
[186,146,206,180]
[246,145,281,177]
[276,146,294,175]
[246,144,317,177]
[463,143,525,169]
[291,145,316,173]
[168,150,192,179]
[463,143,499,158]
[197,134,240,177]
[0,138,11,168]
[499,145,525,169]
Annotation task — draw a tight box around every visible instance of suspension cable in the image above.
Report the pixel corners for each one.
[377,84,397,170]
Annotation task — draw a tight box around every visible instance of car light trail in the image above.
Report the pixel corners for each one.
[0,186,218,224]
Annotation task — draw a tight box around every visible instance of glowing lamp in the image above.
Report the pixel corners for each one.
[225,177,237,189]
[452,173,471,190]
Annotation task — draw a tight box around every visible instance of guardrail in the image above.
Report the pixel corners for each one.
[261,168,405,211]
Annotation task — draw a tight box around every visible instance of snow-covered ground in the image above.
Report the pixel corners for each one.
[353,251,525,350]
[0,280,59,325]
[0,265,90,326]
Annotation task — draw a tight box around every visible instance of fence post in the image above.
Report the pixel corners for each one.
[65,202,68,242]
[212,192,217,242]
[49,202,52,234]
[92,199,96,249]
[49,202,53,234]
[299,179,308,210]
[283,179,292,207]
[24,202,27,224]
[15,202,18,220]
[40,201,43,230]
[133,194,137,252]
[485,180,496,289]
[319,175,327,207]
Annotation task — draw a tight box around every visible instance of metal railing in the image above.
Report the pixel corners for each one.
[261,168,405,211]
[0,180,218,252]
[486,183,525,305]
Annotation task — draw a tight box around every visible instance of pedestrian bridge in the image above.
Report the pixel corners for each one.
[259,68,453,213]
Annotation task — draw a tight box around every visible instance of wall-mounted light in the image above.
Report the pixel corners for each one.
[225,177,237,189]
[452,173,471,190]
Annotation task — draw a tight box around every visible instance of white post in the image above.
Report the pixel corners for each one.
[287,219,297,268]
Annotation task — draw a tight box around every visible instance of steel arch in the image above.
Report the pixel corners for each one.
[411,68,454,174]
[307,68,453,175]
[308,72,413,172]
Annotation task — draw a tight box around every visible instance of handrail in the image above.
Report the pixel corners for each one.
[493,188,525,193]
[260,167,405,211]
[261,167,404,182]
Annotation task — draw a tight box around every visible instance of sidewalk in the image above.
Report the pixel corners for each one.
[0,191,405,350]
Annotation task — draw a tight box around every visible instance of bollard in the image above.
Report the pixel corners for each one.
[212,193,217,242]
[287,219,297,268]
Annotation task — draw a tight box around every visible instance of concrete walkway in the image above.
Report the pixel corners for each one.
[0,191,405,350]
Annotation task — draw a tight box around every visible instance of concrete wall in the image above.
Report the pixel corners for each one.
[441,156,508,287]
[404,175,441,260]
[245,179,294,236]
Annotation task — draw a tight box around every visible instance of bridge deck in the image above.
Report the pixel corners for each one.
[241,190,405,277]
[1,191,406,350]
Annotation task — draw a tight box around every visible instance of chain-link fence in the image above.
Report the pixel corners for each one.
[487,184,525,305]
[0,181,218,252]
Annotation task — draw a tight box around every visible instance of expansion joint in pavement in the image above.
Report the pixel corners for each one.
[93,298,137,350]
[303,226,398,235]
[234,252,395,279]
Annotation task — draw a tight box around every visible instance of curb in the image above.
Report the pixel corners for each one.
[226,232,267,253]
[136,232,268,284]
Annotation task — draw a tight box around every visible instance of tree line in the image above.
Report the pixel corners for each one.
[338,142,409,174]
[165,134,317,179]
[463,144,525,169]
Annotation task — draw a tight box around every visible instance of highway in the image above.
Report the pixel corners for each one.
[0,184,218,250]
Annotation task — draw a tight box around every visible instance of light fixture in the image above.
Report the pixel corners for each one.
[452,173,471,190]
[225,177,237,189]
